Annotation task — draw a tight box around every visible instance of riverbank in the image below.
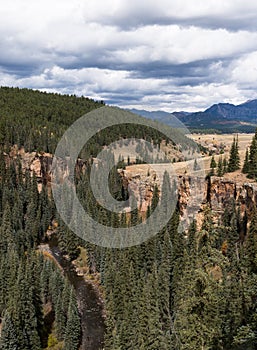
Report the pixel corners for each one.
[39,241,105,350]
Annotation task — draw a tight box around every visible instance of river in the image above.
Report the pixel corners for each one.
[46,237,105,350]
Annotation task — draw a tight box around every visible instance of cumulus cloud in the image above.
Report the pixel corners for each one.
[231,52,257,87]
[1,0,257,111]
[82,0,257,30]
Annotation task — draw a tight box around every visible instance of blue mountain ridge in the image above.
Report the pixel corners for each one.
[128,99,257,132]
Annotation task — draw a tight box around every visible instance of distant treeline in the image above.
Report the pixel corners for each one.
[190,125,257,134]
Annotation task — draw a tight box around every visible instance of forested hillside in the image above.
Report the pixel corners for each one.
[0,87,200,159]
[0,155,80,349]
[0,87,104,153]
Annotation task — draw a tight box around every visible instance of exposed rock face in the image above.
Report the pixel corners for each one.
[120,169,257,230]
[120,166,208,229]
[177,175,207,230]
[8,147,86,191]
[8,146,53,182]
[6,146,53,191]
[210,177,257,224]
[8,146,257,230]
[118,168,157,213]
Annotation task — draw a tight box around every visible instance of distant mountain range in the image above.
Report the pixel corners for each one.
[129,99,257,133]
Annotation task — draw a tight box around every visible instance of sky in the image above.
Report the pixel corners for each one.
[1,0,257,112]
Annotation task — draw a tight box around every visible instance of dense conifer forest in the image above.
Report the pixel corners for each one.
[0,87,257,349]
[0,155,80,349]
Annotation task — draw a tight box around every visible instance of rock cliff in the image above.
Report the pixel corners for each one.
[121,166,257,231]
[9,147,257,231]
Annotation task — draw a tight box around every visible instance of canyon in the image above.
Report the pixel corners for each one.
[9,146,257,234]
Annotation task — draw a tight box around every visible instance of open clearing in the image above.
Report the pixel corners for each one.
[124,133,256,185]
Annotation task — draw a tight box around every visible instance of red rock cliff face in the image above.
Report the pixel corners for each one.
[120,169,257,230]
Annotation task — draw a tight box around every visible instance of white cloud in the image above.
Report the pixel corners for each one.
[122,82,248,112]
[107,26,257,65]
[1,19,257,72]
[1,0,257,111]
[82,0,257,28]
[231,51,257,86]
[1,64,253,112]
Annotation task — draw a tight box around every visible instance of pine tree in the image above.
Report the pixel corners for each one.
[57,223,80,261]
[130,194,139,227]
[0,256,10,313]
[242,147,250,174]
[55,294,66,340]
[8,264,41,350]
[228,135,240,172]
[63,287,81,350]
[217,156,224,177]
[187,220,197,261]
[244,206,257,273]
[24,173,40,247]
[248,130,257,179]
[151,184,159,213]
[209,155,217,176]
[232,325,256,349]
[193,158,200,171]
[235,134,241,170]
[145,266,166,350]
[0,310,19,350]
[158,231,172,335]
[161,170,174,219]
[220,265,245,349]
[27,253,45,346]
[223,157,228,174]
[0,202,15,254]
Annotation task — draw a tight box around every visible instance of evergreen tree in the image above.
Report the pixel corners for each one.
[55,294,66,341]
[223,157,228,174]
[242,147,250,174]
[0,310,19,350]
[235,134,241,170]
[0,202,15,254]
[161,170,174,219]
[63,287,81,350]
[228,135,240,172]
[217,156,224,177]
[232,325,256,350]
[209,155,217,176]
[187,220,197,261]
[244,206,257,273]
[158,231,172,335]
[151,184,159,213]
[145,266,166,350]
[248,130,257,179]
[193,158,200,171]
[130,194,139,227]
[220,268,245,349]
